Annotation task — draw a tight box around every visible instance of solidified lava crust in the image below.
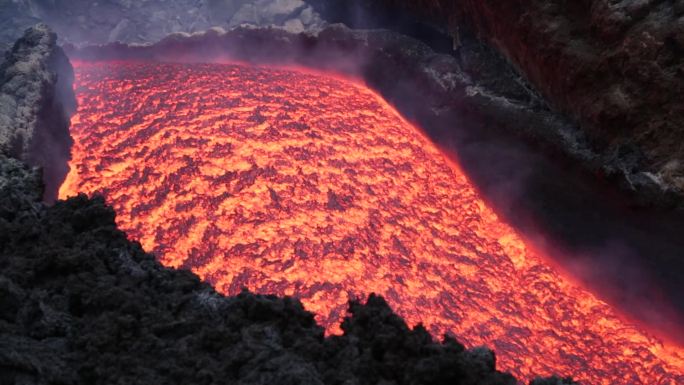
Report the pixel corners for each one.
[60,60,684,385]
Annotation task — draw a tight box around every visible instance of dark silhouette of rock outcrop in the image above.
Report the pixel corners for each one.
[0,24,76,203]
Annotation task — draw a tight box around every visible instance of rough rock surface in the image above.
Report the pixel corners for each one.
[0,155,573,385]
[0,24,76,203]
[363,0,684,207]
[0,0,326,50]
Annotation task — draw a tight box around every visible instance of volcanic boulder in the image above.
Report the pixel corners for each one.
[0,24,76,203]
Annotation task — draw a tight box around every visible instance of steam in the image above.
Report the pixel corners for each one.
[436,119,684,346]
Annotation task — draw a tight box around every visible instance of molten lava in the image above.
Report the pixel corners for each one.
[60,61,684,384]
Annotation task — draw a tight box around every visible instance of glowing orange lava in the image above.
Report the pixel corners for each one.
[60,61,684,384]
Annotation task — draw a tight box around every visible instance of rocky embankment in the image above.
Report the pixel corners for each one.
[0,24,75,203]
[373,0,684,207]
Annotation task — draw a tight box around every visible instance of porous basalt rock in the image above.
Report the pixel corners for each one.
[0,155,564,384]
[0,24,76,203]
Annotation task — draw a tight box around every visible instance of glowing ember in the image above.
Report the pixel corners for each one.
[60,61,684,384]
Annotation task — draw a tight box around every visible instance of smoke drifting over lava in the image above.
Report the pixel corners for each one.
[60,61,684,384]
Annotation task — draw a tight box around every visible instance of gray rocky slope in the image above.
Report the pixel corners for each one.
[0,0,326,52]
[0,23,75,203]
[0,16,575,385]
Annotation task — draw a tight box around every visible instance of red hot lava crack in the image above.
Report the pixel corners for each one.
[60,61,684,385]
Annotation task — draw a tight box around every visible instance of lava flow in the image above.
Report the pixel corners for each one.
[60,61,684,384]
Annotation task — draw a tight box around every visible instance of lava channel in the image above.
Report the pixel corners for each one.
[60,60,684,385]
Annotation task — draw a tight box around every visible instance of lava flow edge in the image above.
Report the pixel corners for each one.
[59,60,684,385]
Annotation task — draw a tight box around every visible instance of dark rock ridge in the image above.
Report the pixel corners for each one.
[353,0,684,207]
[0,155,576,385]
[0,24,76,203]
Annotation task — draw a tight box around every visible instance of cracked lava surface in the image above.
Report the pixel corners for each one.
[59,60,684,384]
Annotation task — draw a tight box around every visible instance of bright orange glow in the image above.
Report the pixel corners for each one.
[60,61,684,384]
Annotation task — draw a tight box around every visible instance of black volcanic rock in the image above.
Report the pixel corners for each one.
[0,151,574,385]
[0,155,43,220]
[0,24,76,203]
